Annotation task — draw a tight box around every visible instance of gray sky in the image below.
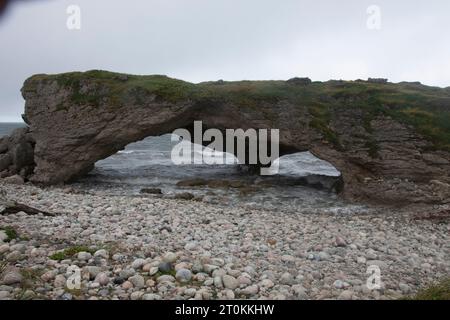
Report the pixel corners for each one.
[1,0,450,122]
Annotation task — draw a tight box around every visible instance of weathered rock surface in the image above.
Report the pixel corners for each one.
[0,127,34,180]
[1,70,449,204]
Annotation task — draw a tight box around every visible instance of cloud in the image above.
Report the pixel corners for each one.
[1,0,449,121]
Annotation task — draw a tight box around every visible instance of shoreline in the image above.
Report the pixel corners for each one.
[1,182,449,300]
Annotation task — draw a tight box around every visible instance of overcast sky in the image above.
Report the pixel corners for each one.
[1,0,449,121]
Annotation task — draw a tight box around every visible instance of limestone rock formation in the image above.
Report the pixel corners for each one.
[2,70,450,204]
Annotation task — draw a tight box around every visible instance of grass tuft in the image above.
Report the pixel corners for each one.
[49,245,95,261]
[0,226,18,242]
[410,278,450,300]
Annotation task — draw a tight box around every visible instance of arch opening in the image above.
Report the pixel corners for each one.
[75,133,343,208]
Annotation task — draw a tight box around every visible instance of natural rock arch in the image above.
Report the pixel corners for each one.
[1,70,449,204]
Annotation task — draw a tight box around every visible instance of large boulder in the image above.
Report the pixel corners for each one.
[0,154,12,172]
[3,174,25,185]
[12,141,34,168]
[0,137,8,153]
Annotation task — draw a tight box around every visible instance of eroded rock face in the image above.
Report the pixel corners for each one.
[2,71,450,204]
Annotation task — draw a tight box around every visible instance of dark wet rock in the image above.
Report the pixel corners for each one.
[140,188,162,195]
[176,179,208,187]
[294,175,344,193]
[158,262,173,273]
[113,277,125,285]
[0,154,12,172]
[238,186,259,196]
[174,192,195,200]
[229,180,247,188]
[207,180,231,189]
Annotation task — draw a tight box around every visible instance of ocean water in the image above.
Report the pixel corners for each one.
[78,134,350,211]
[0,122,26,137]
[0,123,362,212]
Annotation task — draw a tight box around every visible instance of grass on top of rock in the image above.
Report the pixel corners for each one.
[49,245,96,261]
[24,70,450,151]
[27,70,199,107]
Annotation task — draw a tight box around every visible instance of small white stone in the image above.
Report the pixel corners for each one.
[149,267,159,276]
[214,276,223,288]
[95,272,110,286]
[54,275,66,288]
[175,269,192,283]
[77,251,92,261]
[157,275,175,283]
[357,257,366,264]
[260,279,274,288]
[130,291,144,300]
[241,285,259,296]
[129,275,145,288]
[338,290,353,300]
[280,272,295,285]
[0,244,9,255]
[237,275,252,286]
[122,281,133,290]
[93,249,108,259]
[184,288,197,297]
[222,275,239,290]
[203,264,219,274]
[131,258,146,270]
[142,293,161,300]
[291,284,308,299]
[225,289,235,299]
[399,283,411,294]
[163,252,177,263]
[333,280,348,289]
[184,242,197,251]
[335,236,347,247]
[2,270,23,285]
[0,231,8,243]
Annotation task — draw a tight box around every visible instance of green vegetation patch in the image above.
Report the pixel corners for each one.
[323,81,450,152]
[409,278,450,300]
[154,269,177,278]
[0,226,18,242]
[391,107,450,151]
[49,245,96,261]
[308,103,343,150]
[42,70,199,107]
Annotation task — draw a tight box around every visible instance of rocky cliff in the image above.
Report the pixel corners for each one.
[2,70,450,204]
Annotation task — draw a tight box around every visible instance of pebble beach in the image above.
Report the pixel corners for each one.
[1,182,449,300]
